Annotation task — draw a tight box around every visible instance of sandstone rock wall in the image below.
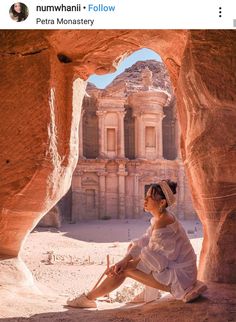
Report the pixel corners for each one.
[0,30,235,285]
[0,31,86,257]
[177,31,236,282]
[38,205,61,228]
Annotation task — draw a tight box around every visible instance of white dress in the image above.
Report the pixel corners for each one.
[127,217,197,300]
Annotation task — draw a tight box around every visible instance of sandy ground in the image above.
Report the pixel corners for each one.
[0,218,208,321]
[21,218,203,299]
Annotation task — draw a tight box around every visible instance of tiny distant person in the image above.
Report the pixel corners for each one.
[9,2,28,22]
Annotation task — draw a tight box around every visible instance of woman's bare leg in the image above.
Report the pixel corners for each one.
[125,268,171,292]
[87,259,170,300]
[86,274,126,300]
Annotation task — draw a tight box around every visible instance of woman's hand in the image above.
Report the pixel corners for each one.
[106,258,129,277]
[114,258,129,274]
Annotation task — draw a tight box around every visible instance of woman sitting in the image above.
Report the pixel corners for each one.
[67,179,207,308]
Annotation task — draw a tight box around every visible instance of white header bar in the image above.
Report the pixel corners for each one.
[1,0,236,29]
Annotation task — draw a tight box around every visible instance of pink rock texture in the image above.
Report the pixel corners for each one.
[38,205,61,228]
[0,30,235,290]
[105,60,173,95]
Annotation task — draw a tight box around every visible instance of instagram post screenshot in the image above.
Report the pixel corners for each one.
[0,0,235,320]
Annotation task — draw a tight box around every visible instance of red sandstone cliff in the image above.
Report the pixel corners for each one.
[0,30,235,292]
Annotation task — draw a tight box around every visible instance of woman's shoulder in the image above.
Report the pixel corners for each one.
[152,220,168,230]
[152,213,176,230]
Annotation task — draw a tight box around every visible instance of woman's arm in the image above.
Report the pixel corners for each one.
[106,253,134,276]
[107,227,151,276]
[126,227,151,259]
[138,230,176,273]
[107,234,148,276]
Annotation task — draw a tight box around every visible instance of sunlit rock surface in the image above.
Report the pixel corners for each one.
[0,30,235,298]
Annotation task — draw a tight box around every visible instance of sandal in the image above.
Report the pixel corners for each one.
[182,280,207,303]
[66,293,97,308]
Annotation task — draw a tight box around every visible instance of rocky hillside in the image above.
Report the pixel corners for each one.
[87,60,173,97]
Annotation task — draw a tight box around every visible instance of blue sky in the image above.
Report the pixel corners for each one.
[88,48,161,89]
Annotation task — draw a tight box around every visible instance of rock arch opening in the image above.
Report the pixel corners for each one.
[0,30,235,293]
[69,49,196,222]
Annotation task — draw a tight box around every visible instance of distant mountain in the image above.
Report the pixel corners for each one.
[87,60,173,97]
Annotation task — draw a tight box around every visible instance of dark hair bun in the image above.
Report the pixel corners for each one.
[167,180,177,194]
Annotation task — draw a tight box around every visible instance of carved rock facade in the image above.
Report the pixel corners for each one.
[72,62,195,221]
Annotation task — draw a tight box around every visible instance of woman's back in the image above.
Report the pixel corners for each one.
[149,216,196,264]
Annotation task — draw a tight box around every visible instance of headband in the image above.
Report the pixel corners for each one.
[158,180,176,206]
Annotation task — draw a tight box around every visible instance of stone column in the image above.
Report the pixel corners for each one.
[117,110,126,158]
[117,163,127,219]
[71,170,83,222]
[157,115,165,159]
[132,173,140,218]
[96,111,106,158]
[134,113,145,159]
[98,171,107,219]
[139,114,145,158]
[79,110,85,158]
[134,114,139,159]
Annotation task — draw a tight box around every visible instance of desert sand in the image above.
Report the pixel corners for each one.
[1,218,236,322]
[0,217,208,321]
[22,218,203,299]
